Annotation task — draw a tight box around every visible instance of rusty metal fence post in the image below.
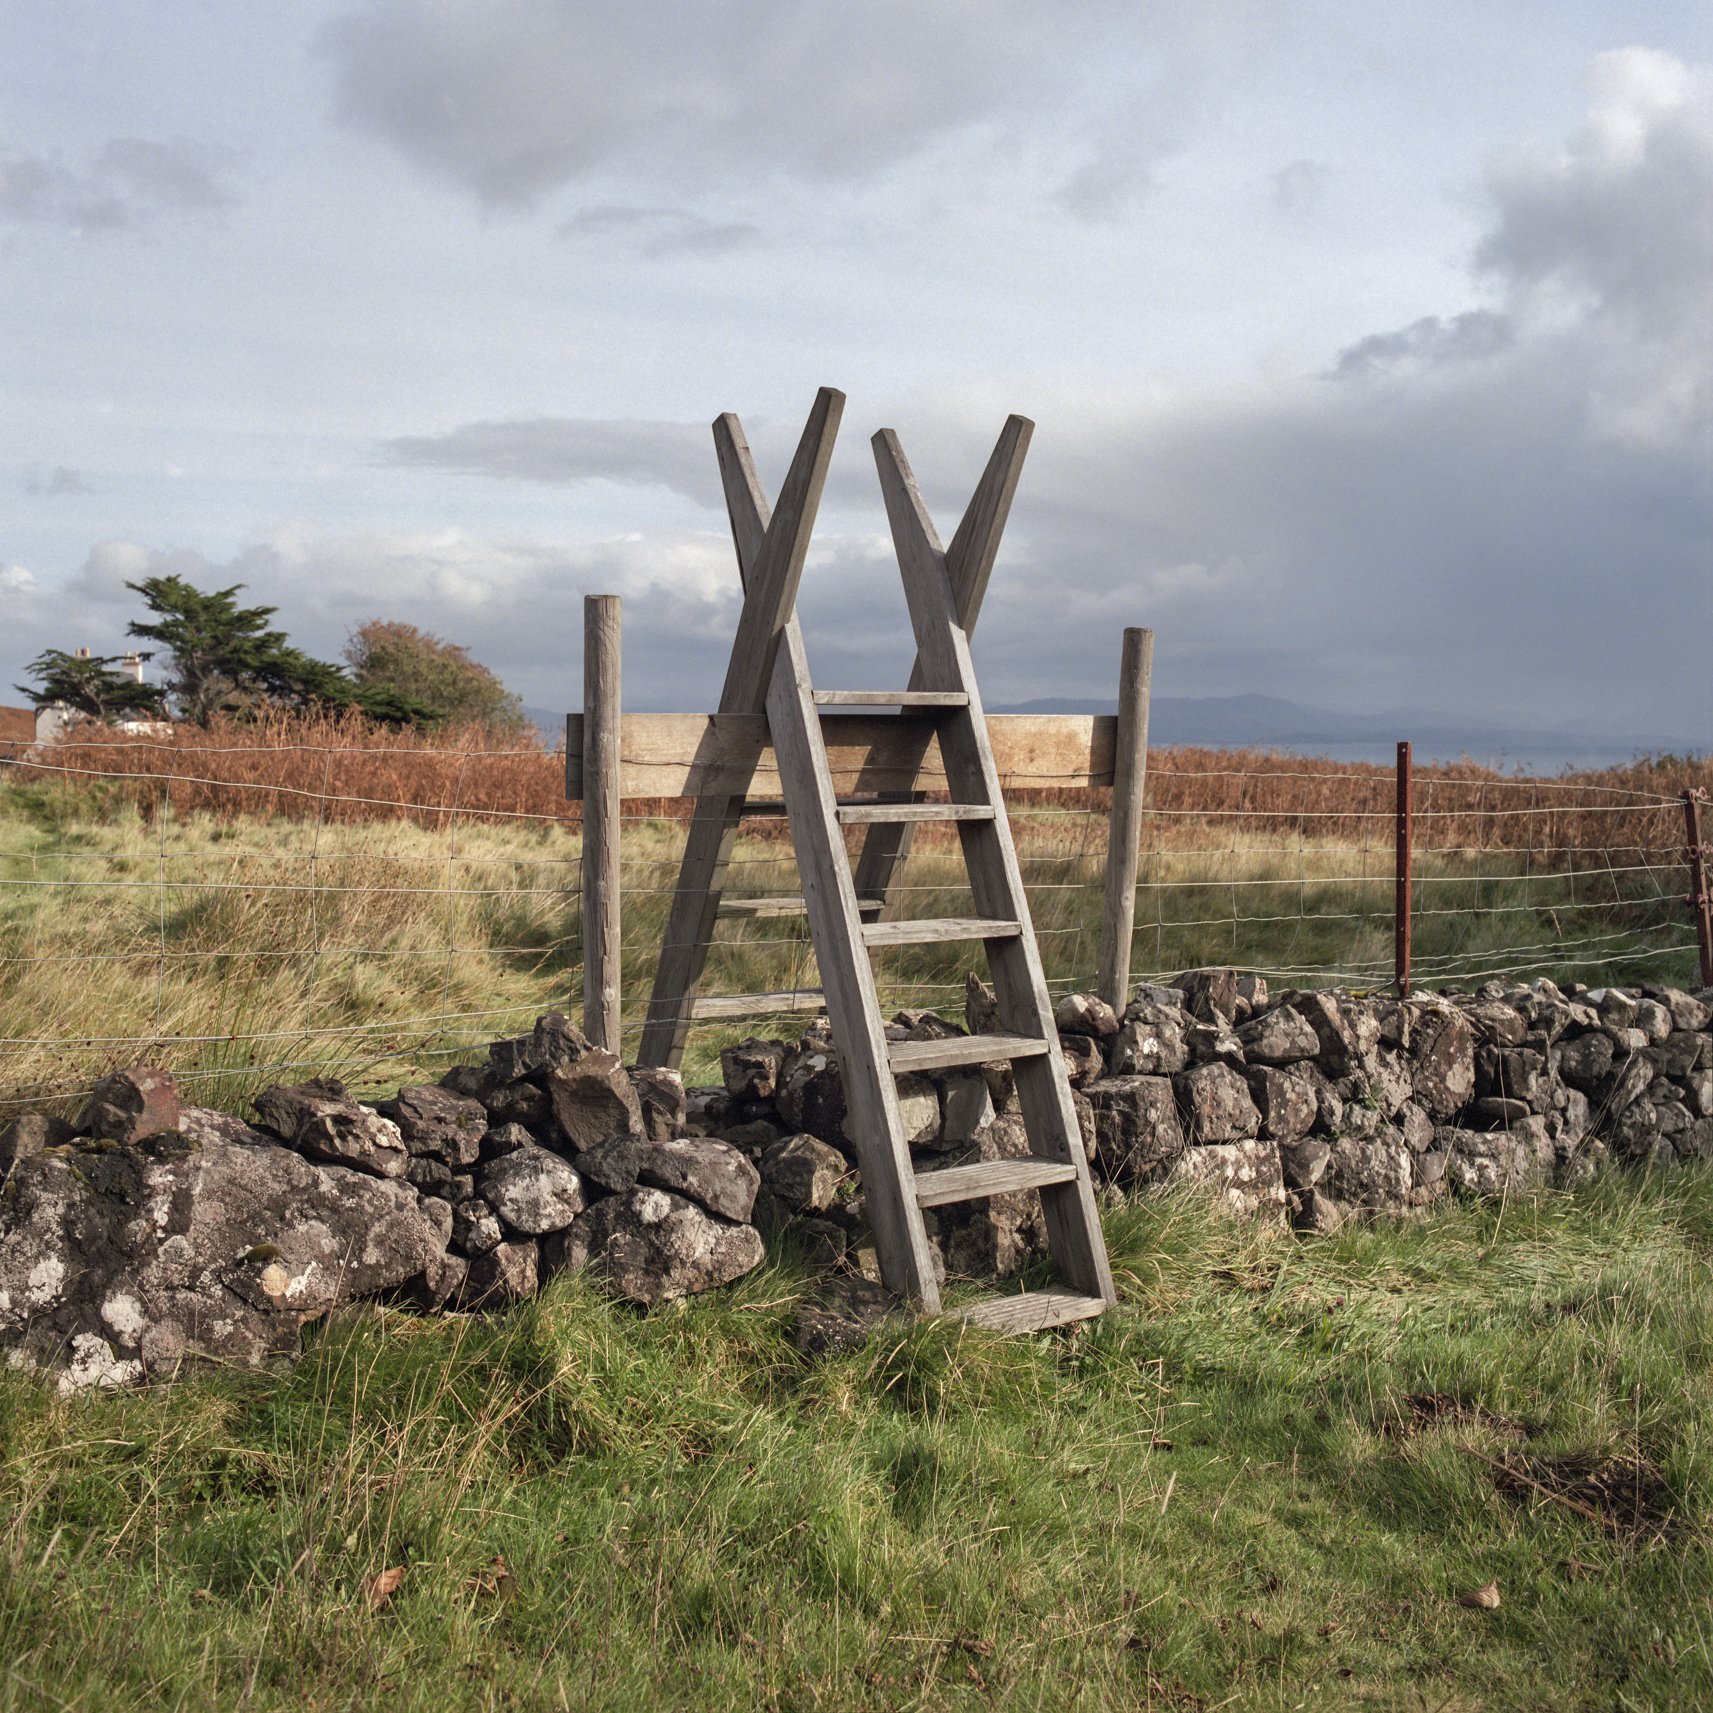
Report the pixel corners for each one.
[1684,788,1713,989]
[1395,740,1413,996]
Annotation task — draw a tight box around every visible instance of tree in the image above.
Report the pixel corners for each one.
[343,621,526,734]
[124,576,438,727]
[16,650,167,723]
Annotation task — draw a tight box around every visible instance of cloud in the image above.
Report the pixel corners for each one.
[1,565,37,595]
[1328,311,1516,381]
[0,136,236,231]
[23,465,93,496]
[559,203,763,257]
[386,418,717,503]
[1271,159,1330,212]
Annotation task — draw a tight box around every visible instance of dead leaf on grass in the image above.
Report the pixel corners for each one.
[1457,1580,1501,1610]
[466,1554,512,1598]
[367,1566,406,1608]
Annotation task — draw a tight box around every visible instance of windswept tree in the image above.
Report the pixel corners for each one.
[16,650,167,723]
[124,576,437,727]
[344,620,526,734]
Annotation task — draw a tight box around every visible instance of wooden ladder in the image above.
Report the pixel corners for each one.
[638,388,1115,1329]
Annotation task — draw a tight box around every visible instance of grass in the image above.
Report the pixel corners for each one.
[0,1171,1708,1710]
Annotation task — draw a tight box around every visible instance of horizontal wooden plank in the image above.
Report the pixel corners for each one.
[685,988,825,1021]
[837,802,994,825]
[957,1287,1107,1334]
[887,1032,1049,1073]
[811,690,968,706]
[861,916,1020,947]
[913,1158,1079,1208]
[564,711,1115,799]
[718,895,881,919]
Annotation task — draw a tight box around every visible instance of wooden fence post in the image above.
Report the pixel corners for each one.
[1684,788,1713,989]
[1395,741,1413,996]
[582,595,622,1051]
[1097,627,1154,1011]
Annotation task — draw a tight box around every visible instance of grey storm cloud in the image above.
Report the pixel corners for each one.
[0,136,236,231]
[558,204,764,257]
[316,0,1257,209]
[1328,311,1516,381]
[23,465,93,496]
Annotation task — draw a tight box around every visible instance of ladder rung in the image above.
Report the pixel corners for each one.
[837,802,994,825]
[914,1157,1079,1208]
[686,988,824,1021]
[887,1032,1049,1073]
[812,690,969,707]
[957,1287,1108,1334]
[862,916,1021,947]
[719,895,882,919]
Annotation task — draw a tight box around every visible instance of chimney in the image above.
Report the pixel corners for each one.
[121,651,145,683]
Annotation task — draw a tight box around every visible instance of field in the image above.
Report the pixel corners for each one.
[1,1173,1709,1711]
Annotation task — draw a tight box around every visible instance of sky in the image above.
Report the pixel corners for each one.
[3,0,1710,747]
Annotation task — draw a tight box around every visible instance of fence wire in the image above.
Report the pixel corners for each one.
[0,724,1704,1113]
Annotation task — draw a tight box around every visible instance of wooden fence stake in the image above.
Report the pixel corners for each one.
[1684,788,1713,989]
[582,594,622,1050]
[1395,740,1413,996]
[1097,627,1153,1011]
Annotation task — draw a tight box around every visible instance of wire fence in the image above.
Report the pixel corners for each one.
[1,714,1705,1114]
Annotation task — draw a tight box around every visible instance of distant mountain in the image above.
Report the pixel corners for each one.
[991,693,1698,774]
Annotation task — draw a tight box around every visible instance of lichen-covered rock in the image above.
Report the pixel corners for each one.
[1178,968,1241,1026]
[1055,992,1119,1038]
[629,1065,687,1141]
[75,1067,181,1144]
[1442,1123,1552,1196]
[636,1137,760,1222]
[1237,1007,1320,1066]
[1086,1075,1184,1182]
[1,1112,73,1176]
[720,1037,787,1101]
[376,1084,487,1166]
[549,1189,763,1305]
[759,1134,848,1214]
[936,1069,996,1144]
[1165,1138,1285,1221]
[0,1133,447,1384]
[1174,1062,1260,1143]
[458,1239,539,1311]
[1280,1137,1331,1189]
[917,1115,1050,1279]
[252,1080,409,1179]
[478,1146,587,1236]
[1245,1066,1317,1141]
[1058,1032,1105,1088]
[1289,992,1379,1079]
[545,1050,643,1152]
[1408,1007,1476,1119]
[776,1049,848,1149]
[451,1198,503,1256]
[1109,1009,1190,1077]
[1322,1129,1413,1209]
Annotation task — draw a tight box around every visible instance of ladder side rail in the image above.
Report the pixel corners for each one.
[874,428,1115,1305]
[638,395,842,1067]
[765,628,942,1307]
[850,415,1034,915]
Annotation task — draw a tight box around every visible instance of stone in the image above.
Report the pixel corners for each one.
[918,1115,1049,1279]
[1177,968,1240,1026]
[1300,1064,1345,1134]
[759,1134,848,1214]
[478,1146,587,1236]
[1236,974,1270,1015]
[1186,1022,1247,1069]
[1471,1096,1533,1128]
[481,1121,535,1158]
[450,1198,502,1256]
[1408,1007,1476,1119]
[376,1084,486,1165]
[1590,988,1639,1029]
[1396,1101,1436,1154]
[1656,1032,1706,1079]
[0,1132,448,1382]
[629,1066,687,1142]
[1606,1026,1650,1055]
[893,1074,942,1147]
[1055,992,1119,1038]
[1166,1138,1286,1221]
[1174,1062,1260,1143]
[549,1188,764,1305]
[1071,1087,1097,1161]
[528,1011,594,1074]
[775,1050,849,1151]
[793,1278,896,1359]
[1556,1031,1614,1092]
[1280,1137,1330,1189]
[545,1051,643,1152]
[1443,1126,1550,1197]
[1128,982,1187,1013]
[1597,1053,1654,1119]
[400,1248,469,1311]
[635,1137,760,1222]
[405,1155,453,1196]
[574,1133,649,1195]
[459,1240,539,1311]
[1237,1006,1320,1066]
[482,1078,553,1134]
[75,1067,182,1144]
[1245,1066,1317,1141]
[252,1080,409,1180]
[1466,1001,1527,1047]
[1109,1010,1190,1077]
[720,1037,787,1101]
[1,1112,73,1176]
[1632,999,1673,1044]
[1058,1032,1105,1088]
[1289,991,1380,1079]
[1368,1047,1414,1117]
[1660,988,1711,1033]
[937,1069,996,1145]
[1322,1129,1413,1209]
[894,1009,965,1042]
[965,972,1001,1035]
[1608,1098,1661,1161]
[1086,1076,1185,1182]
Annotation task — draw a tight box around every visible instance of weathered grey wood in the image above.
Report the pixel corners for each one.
[1097,626,1154,1012]
[581,594,623,1051]
[836,802,994,825]
[914,1158,1079,1208]
[851,414,1033,914]
[685,987,825,1021]
[958,1288,1107,1334]
[873,426,1116,1309]
[637,395,841,1068]
[563,710,1115,798]
[812,689,968,706]
[886,1033,1050,1073]
[861,916,1021,947]
[766,625,942,1307]
[718,895,882,919]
